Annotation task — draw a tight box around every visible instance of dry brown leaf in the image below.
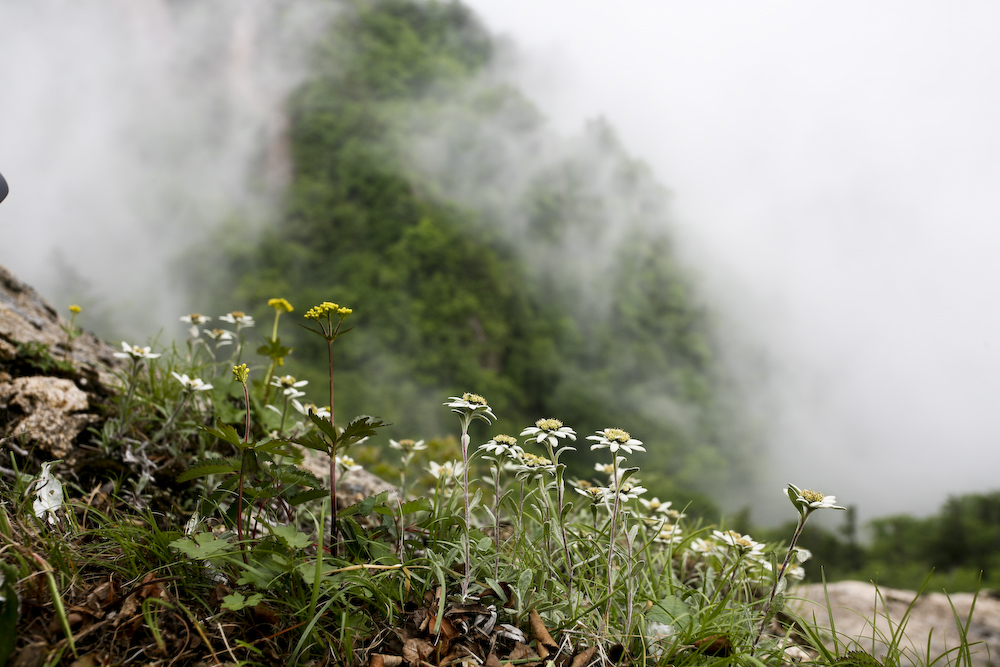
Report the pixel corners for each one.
[528,610,557,652]
[569,646,598,667]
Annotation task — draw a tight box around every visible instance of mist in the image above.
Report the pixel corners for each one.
[0,0,335,338]
[460,0,1000,525]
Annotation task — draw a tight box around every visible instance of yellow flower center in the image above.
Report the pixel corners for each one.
[535,418,564,432]
[462,393,488,406]
[493,434,517,446]
[230,311,245,319]
[521,453,552,467]
[604,428,631,444]
[801,490,824,503]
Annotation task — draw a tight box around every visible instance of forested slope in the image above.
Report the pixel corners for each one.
[195,0,754,508]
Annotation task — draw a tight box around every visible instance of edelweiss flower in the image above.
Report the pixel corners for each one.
[520,418,576,445]
[444,393,496,425]
[428,460,464,482]
[587,428,645,455]
[653,522,684,546]
[171,372,213,392]
[713,530,765,557]
[513,452,554,480]
[114,341,161,360]
[786,483,846,514]
[219,311,255,328]
[479,434,523,458]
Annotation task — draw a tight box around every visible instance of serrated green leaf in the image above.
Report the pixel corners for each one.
[288,489,328,506]
[201,418,244,447]
[170,532,234,560]
[270,523,312,551]
[399,498,432,514]
[221,591,264,611]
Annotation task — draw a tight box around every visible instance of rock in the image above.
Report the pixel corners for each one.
[0,263,122,458]
[792,580,1000,667]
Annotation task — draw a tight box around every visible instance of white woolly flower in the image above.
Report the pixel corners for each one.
[444,393,496,425]
[520,418,576,447]
[786,483,846,514]
[32,462,64,525]
[219,311,255,328]
[478,434,523,458]
[713,530,765,557]
[203,329,234,346]
[587,428,645,455]
[389,438,427,453]
[292,400,330,419]
[335,455,363,475]
[428,460,464,482]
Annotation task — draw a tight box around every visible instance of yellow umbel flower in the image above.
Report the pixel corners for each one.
[232,363,249,384]
[268,298,293,313]
[69,304,81,314]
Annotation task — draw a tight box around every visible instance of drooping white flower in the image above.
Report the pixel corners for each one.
[113,341,161,360]
[203,329,234,346]
[171,372,213,392]
[587,428,645,455]
[32,462,64,525]
[179,313,211,338]
[603,480,647,503]
[335,455,363,475]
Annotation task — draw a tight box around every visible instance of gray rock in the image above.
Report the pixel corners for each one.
[792,580,1000,667]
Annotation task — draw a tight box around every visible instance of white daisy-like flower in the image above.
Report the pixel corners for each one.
[713,530,765,557]
[271,375,308,391]
[512,452,555,480]
[478,434,523,458]
[688,537,718,556]
[587,428,645,455]
[444,393,496,425]
[171,372,213,392]
[389,438,427,454]
[292,400,330,419]
[520,418,576,446]
[786,483,846,514]
[427,460,464,482]
[219,311,255,328]
[114,341,161,360]
[203,329,234,346]
[179,313,211,338]
[335,455,363,475]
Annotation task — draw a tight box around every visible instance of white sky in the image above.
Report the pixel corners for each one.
[462,0,1000,524]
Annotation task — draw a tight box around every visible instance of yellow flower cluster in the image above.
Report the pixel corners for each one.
[232,363,250,384]
[603,428,631,444]
[268,298,293,313]
[521,452,552,468]
[304,301,353,320]
[534,418,564,432]
[492,434,518,447]
[69,304,82,314]
[800,489,824,503]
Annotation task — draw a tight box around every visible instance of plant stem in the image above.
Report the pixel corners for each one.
[236,381,252,565]
[752,512,810,654]
[460,420,472,600]
[326,336,339,558]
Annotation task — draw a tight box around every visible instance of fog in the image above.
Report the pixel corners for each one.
[3,0,999,526]
[462,0,1000,524]
[0,0,334,337]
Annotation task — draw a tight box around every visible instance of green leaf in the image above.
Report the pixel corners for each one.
[170,532,234,560]
[201,418,244,448]
[270,523,312,551]
[221,591,264,611]
[335,415,390,450]
[647,595,692,631]
[399,498,432,515]
[176,457,242,483]
[289,489,329,506]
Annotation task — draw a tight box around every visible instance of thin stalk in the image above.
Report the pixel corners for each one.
[544,440,574,606]
[236,380,251,565]
[604,459,622,627]
[752,513,809,654]
[326,337,338,557]
[460,422,472,600]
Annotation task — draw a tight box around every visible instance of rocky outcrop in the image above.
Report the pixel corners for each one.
[0,263,122,458]
[793,580,1000,667]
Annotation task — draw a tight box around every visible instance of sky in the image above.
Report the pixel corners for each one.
[460,1,1000,524]
[2,1,999,527]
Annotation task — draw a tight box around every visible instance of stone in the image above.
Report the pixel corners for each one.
[792,580,1000,667]
[0,376,96,457]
